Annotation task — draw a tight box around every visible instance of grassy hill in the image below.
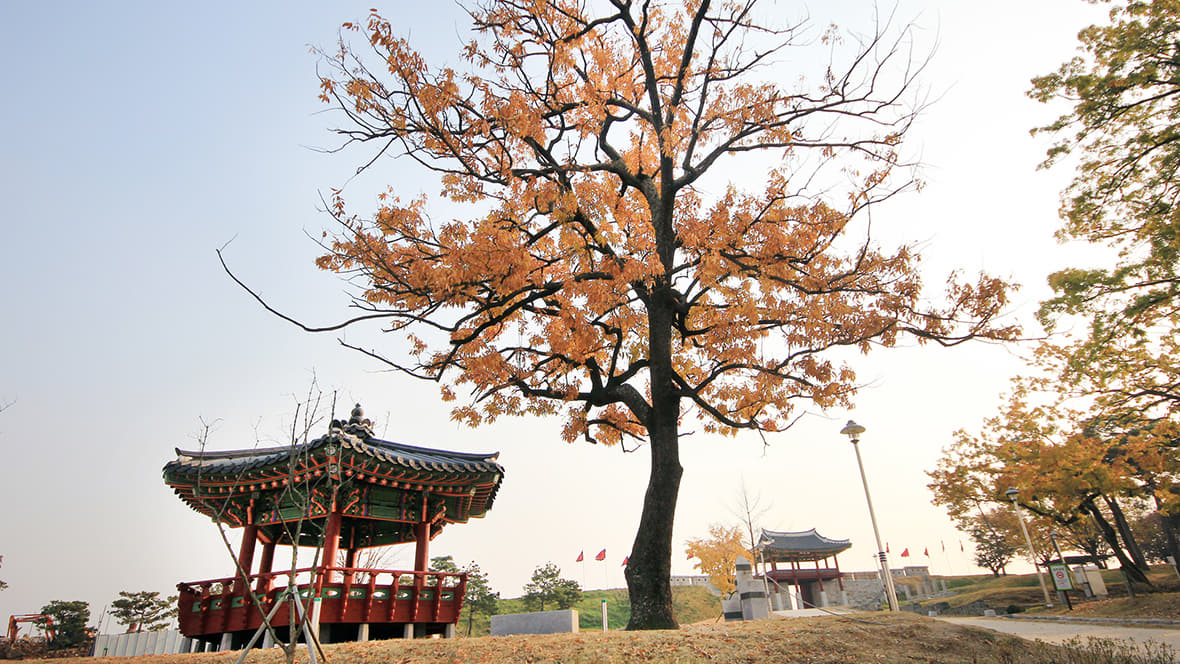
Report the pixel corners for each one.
[456,585,721,636]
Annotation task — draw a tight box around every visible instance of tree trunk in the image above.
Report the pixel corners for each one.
[1104,495,1148,570]
[1081,499,1150,584]
[624,295,682,630]
[1161,512,1180,576]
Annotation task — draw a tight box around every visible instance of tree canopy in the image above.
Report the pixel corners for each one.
[684,523,750,596]
[109,591,175,633]
[298,0,1018,628]
[522,562,582,611]
[36,601,89,649]
[1031,0,1180,411]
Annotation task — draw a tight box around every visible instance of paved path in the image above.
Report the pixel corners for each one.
[938,616,1180,651]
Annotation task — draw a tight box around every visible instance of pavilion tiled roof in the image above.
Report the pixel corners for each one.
[162,405,504,545]
[756,528,852,562]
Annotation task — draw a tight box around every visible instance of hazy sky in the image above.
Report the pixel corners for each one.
[0,0,1107,628]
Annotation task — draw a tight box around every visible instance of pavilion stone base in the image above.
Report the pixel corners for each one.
[183,622,457,652]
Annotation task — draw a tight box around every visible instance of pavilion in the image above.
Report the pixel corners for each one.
[756,528,852,609]
[162,404,504,651]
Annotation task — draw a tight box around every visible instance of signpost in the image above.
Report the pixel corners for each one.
[1048,564,1074,610]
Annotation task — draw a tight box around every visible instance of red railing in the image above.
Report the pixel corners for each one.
[176,568,466,637]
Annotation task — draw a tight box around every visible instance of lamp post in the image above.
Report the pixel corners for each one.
[840,420,899,611]
[1004,486,1052,607]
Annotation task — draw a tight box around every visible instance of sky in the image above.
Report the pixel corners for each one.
[0,0,1110,629]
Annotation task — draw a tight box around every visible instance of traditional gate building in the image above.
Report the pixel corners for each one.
[756,528,851,609]
[163,405,504,651]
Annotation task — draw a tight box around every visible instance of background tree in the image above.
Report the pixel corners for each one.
[968,525,1015,576]
[0,555,6,592]
[927,388,1163,584]
[730,481,770,575]
[522,563,582,611]
[432,555,500,634]
[35,600,89,649]
[109,591,175,633]
[430,555,460,574]
[461,562,500,637]
[684,523,750,596]
[285,0,1019,629]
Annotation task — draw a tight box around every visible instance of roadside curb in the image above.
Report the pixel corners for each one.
[1002,614,1180,628]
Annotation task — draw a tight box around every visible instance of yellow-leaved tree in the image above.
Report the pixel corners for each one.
[685,524,750,597]
[260,0,1019,629]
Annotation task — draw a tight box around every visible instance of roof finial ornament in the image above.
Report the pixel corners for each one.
[350,403,364,424]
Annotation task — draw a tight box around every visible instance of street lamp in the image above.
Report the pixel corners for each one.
[840,420,900,611]
[1004,487,1052,607]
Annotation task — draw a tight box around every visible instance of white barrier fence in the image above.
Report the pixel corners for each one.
[93,629,187,657]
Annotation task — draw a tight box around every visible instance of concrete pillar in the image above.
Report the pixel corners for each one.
[309,597,323,644]
[262,628,274,649]
[818,590,829,608]
[357,623,370,642]
[445,624,456,639]
[402,624,415,639]
[840,589,848,606]
[735,556,768,620]
[180,637,192,654]
[219,632,232,651]
[902,585,912,601]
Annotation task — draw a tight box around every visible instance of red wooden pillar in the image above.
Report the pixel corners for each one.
[815,558,825,595]
[834,555,845,591]
[413,521,430,572]
[256,539,276,593]
[234,524,259,593]
[344,548,357,584]
[321,510,343,585]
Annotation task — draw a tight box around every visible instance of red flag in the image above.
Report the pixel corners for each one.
[886,543,890,553]
[941,541,946,553]
[924,547,929,557]
[960,541,964,552]
[595,549,606,561]
[687,551,694,560]
[621,556,629,567]
[576,551,584,563]
[900,548,910,557]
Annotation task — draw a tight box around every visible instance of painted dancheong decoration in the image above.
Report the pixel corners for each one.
[163,404,504,651]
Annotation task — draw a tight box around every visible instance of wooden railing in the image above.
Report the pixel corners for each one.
[176,568,466,637]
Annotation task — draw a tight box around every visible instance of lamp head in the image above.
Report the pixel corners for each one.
[840,420,866,443]
[1004,486,1019,500]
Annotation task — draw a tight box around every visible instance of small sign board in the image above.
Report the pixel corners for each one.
[1049,564,1073,591]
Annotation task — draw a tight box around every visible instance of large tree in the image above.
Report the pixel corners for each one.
[926,386,1174,584]
[292,0,1016,628]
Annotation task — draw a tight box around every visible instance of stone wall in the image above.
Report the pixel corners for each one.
[490,610,579,636]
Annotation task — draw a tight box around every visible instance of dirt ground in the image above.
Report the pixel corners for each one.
[17,613,1079,664]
